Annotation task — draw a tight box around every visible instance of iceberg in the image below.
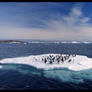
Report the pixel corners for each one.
[0,54,92,71]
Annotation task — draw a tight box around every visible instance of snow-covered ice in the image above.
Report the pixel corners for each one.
[0,54,92,71]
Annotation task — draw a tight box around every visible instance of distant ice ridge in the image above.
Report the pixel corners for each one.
[0,54,92,71]
[9,42,21,44]
[27,41,91,44]
[61,41,91,44]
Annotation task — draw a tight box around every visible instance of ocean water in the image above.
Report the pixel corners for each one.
[0,42,92,90]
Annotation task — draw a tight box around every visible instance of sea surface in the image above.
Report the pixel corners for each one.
[0,42,92,90]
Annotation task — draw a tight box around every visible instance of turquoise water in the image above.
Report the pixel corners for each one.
[0,63,92,90]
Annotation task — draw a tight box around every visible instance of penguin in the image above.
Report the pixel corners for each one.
[52,57,55,62]
[49,60,53,64]
[57,56,61,63]
[63,56,66,61]
[61,57,64,63]
[42,58,44,61]
[68,59,71,62]
[52,57,55,63]
[44,58,47,63]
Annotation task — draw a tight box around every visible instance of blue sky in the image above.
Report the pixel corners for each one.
[0,2,92,41]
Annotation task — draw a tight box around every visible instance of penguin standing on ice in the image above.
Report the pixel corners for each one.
[52,56,55,63]
[44,58,47,63]
[57,56,61,64]
[49,60,53,64]
[61,56,64,63]
[68,59,71,62]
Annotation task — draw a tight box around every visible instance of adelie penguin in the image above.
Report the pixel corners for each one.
[68,59,71,62]
[44,58,47,63]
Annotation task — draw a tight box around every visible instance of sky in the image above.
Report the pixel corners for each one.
[0,2,92,41]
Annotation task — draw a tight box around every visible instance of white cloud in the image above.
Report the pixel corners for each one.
[0,4,92,41]
[81,17,90,23]
[71,6,82,17]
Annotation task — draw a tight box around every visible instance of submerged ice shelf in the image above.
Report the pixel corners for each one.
[0,54,92,71]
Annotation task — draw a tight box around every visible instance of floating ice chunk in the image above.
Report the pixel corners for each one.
[0,54,92,71]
